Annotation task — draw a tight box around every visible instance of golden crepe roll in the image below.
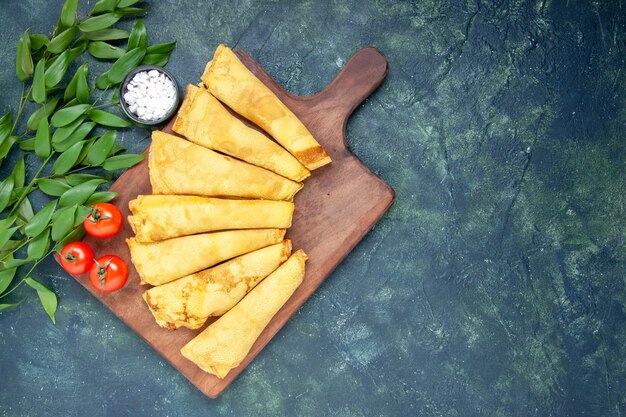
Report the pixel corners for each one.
[201,44,331,170]
[143,241,292,330]
[128,195,294,242]
[173,85,310,182]
[181,250,307,378]
[149,131,302,201]
[127,229,285,286]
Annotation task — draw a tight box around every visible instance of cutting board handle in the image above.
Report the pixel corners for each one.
[309,47,388,123]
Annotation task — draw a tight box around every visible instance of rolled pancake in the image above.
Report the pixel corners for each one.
[143,241,292,330]
[127,229,285,286]
[201,44,331,170]
[181,250,307,378]
[128,195,294,242]
[149,131,302,201]
[173,85,310,182]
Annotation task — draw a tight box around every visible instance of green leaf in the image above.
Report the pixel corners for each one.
[62,98,80,109]
[78,13,121,33]
[54,122,95,152]
[95,71,111,90]
[25,277,57,324]
[30,34,50,50]
[76,69,91,104]
[118,0,140,7]
[141,53,170,67]
[10,187,25,205]
[0,177,15,212]
[116,7,147,16]
[85,191,118,205]
[0,227,18,250]
[90,0,119,15]
[146,42,176,55]
[88,41,126,59]
[47,26,78,54]
[27,229,50,260]
[53,141,84,175]
[0,111,13,128]
[0,112,13,144]
[68,39,88,62]
[38,178,71,197]
[86,131,116,165]
[102,153,145,171]
[76,138,95,165]
[127,20,147,50]
[52,116,85,145]
[60,0,79,28]
[16,31,33,81]
[3,258,32,269]
[0,215,17,232]
[51,104,91,128]
[24,200,57,237]
[66,174,107,186]
[44,86,66,100]
[54,224,85,251]
[0,137,18,164]
[0,268,17,294]
[11,158,25,188]
[75,205,92,225]
[32,59,47,104]
[111,88,121,104]
[64,78,78,103]
[1,240,21,253]
[27,96,61,131]
[44,50,71,88]
[51,204,77,241]
[59,179,106,207]
[107,47,146,84]
[18,138,35,152]
[83,28,129,41]
[0,114,13,163]
[89,110,132,127]
[0,302,22,312]
[64,62,87,102]
[17,196,34,221]
[34,118,52,158]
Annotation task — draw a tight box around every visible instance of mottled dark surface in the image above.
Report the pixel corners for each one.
[1,0,625,416]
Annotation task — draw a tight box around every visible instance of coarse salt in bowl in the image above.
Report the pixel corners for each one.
[119,65,180,125]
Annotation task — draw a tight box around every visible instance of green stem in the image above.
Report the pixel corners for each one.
[92,101,116,110]
[7,153,54,217]
[92,86,111,107]
[62,165,93,176]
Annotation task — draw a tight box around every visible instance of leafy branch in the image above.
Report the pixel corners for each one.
[0,0,176,322]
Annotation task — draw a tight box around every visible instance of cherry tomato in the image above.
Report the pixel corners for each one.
[83,203,123,238]
[89,255,129,293]
[59,242,94,274]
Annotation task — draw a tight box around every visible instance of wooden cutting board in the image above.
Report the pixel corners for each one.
[68,47,394,398]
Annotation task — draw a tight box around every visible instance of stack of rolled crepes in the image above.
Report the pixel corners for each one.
[125,44,330,379]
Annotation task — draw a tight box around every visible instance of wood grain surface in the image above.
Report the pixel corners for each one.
[66,47,394,398]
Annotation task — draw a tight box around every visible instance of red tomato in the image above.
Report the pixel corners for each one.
[89,255,129,293]
[83,203,123,238]
[59,242,94,274]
